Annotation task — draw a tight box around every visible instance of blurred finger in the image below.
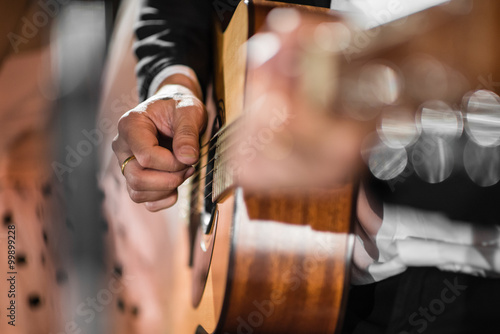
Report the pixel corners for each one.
[144,191,179,212]
[126,184,176,204]
[124,162,195,192]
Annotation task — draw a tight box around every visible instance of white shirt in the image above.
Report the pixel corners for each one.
[352,204,500,284]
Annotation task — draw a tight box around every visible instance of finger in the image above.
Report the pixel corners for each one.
[144,191,179,212]
[171,103,207,165]
[124,161,195,192]
[126,184,176,204]
[117,112,187,172]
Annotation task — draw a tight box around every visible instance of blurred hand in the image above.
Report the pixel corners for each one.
[112,83,207,211]
[230,8,367,190]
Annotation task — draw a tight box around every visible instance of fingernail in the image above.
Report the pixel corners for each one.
[179,146,198,159]
[184,166,195,178]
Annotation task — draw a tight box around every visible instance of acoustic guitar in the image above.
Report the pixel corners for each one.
[163,0,500,333]
[172,2,355,334]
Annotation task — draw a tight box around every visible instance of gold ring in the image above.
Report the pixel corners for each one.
[121,155,136,175]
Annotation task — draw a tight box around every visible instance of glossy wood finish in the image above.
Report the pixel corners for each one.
[244,187,354,232]
[216,189,354,334]
[195,2,355,333]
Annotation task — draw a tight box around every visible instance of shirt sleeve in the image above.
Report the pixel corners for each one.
[134,0,213,101]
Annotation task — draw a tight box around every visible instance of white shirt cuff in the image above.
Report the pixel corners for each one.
[148,65,203,99]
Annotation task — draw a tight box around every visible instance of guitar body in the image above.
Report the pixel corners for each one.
[165,2,355,333]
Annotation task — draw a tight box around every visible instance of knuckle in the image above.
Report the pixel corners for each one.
[169,191,179,203]
[166,195,179,208]
[127,172,143,191]
[167,175,184,190]
[176,124,196,137]
[117,114,130,133]
[176,102,206,124]
[128,189,144,203]
[190,105,208,130]
[191,102,206,117]
[111,137,119,153]
[160,173,182,191]
[117,110,142,133]
[163,183,178,192]
[135,150,152,169]
[175,126,198,145]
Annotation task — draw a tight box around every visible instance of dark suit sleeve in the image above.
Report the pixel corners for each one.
[134,0,213,101]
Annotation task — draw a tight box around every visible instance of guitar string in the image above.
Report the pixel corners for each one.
[197,119,241,156]
[187,138,220,190]
[188,182,213,207]
[189,168,218,198]
[190,156,216,180]
[194,145,211,160]
[188,142,236,192]
[190,118,241,171]
[189,168,214,192]
[182,122,240,216]
[200,139,210,148]
[188,154,231,192]
[189,148,233,189]
[190,130,225,168]
[186,164,235,217]
[190,180,214,205]
[189,192,216,215]
[188,152,235,212]
[187,182,215,216]
[188,165,233,213]
[186,146,238,216]
[188,134,236,190]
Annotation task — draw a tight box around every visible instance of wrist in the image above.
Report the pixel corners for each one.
[151,65,203,99]
[154,83,199,100]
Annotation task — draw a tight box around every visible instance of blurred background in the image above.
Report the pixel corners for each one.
[0,0,121,333]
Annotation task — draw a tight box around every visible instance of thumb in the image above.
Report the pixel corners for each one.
[171,103,207,165]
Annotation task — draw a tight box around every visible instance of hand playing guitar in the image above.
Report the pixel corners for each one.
[112,75,207,211]
[230,9,367,190]
[113,9,366,211]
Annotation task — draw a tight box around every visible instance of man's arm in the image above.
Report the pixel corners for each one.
[134,0,213,101]
[113,0,212,211]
